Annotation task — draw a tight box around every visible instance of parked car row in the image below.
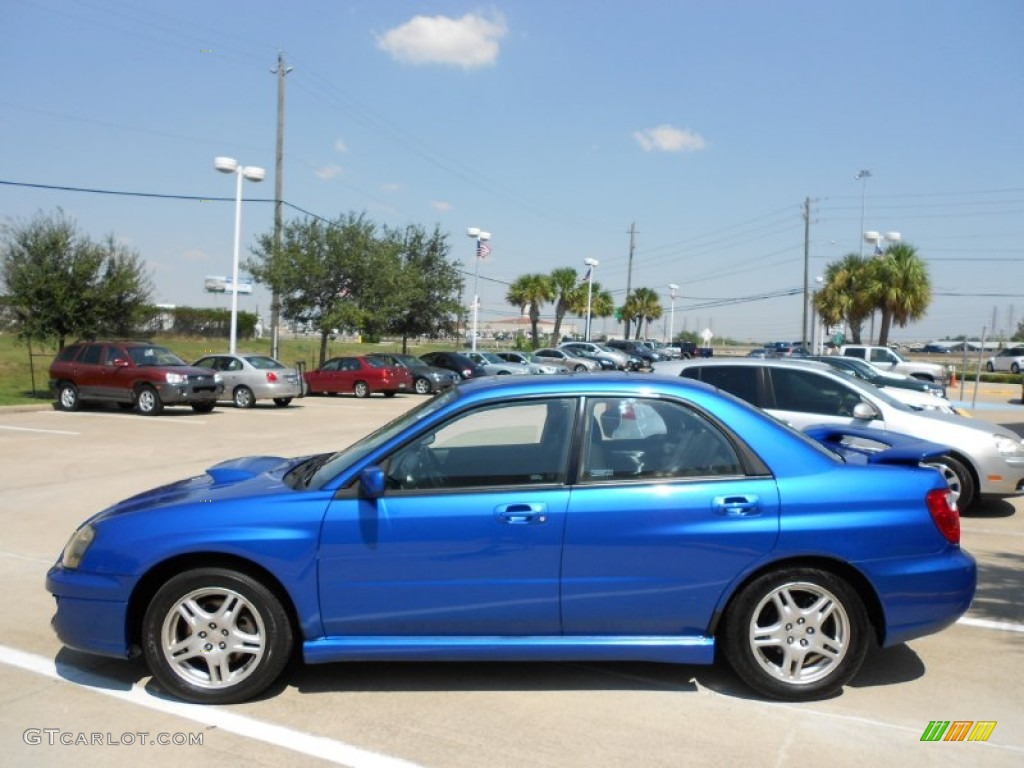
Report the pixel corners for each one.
[651,356,1024,511]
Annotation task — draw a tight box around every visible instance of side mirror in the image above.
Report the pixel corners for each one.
[359,467,386,498]
[852,402,878,420]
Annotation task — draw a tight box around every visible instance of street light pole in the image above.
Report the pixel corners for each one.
[584,258,599,341]
[668,283,679,344]
[215,157,265,354]
[466,227,491,352]
[863,230,901,344]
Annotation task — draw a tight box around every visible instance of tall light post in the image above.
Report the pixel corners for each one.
[855,170,871,256]
[583,258,599,341]
[215,156,265,353]
[667,283,679,344]
[863,230,900,344]
[466,227,491,352]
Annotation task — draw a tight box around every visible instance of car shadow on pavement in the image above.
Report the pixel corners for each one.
[847,643,925,690]
[972,551,1024,627]
[55,647,148,692]
[963,498,1017,518]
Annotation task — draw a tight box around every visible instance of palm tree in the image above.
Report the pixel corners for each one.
[870,243,931,347]
[506,273,554,348]
[623,287,662,339]
[586,281,615,337]
[814,253,874,344]
[549,267,584,344]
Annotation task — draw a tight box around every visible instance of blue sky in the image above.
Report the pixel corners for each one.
[3,0,1022,344]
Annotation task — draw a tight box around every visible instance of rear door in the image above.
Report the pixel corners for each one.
[561,395,780,636]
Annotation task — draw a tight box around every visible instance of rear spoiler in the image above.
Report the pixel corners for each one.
[804,424,950,466]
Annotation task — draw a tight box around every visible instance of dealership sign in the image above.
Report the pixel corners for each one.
[204,276,253,294]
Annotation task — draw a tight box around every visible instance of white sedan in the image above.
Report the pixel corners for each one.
[985,347,1024,373]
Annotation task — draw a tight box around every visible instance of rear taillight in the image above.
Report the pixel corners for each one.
[462,368,472,378]
[926,488,960,544]
[265,372,278,383]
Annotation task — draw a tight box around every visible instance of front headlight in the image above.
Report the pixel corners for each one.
[61,524,95,569]
[995,434,1024,460]
[165,372,188,385]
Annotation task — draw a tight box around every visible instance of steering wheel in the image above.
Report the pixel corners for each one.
[389,444,444,489]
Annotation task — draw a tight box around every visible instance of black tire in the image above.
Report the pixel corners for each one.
[272,398,292,407]
[353,381,370,398]
[192,402,216,414]
[383,391,397,398]
[56,382,80,412]
[142,568,293,705]
[135,385,163,416]
[924,454,976,511]
[233,386,255,409]
[414,377,432,395]
[1013,363,1021,374]
[985,362,994,372]
[722,567,870,701]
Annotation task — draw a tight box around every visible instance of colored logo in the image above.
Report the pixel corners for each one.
[920,721,996,742]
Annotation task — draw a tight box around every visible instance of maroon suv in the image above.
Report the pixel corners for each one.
[48,341,223,415]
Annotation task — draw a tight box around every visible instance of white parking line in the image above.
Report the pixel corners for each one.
[45,412,208,426]
[0,425,79,435]
[958,616,1024,633]
[0,644,422,768]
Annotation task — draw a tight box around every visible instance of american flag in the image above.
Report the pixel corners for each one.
[477,240,491,259]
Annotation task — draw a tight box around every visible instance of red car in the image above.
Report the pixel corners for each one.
[303,355,413,398]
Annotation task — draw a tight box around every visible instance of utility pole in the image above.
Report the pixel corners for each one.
[623,221,636,339]
[802,197,811,347]
[270,51,292,360]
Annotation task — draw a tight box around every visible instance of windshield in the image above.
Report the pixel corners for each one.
[479,352,504,363]
[128,346,188,367]
[299,387,460,489]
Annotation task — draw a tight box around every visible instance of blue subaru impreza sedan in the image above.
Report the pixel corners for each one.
[47,373,976,704]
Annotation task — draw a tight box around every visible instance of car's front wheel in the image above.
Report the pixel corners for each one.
[722,567,870,700]
[353,381,370,398]
[574,364,589,372]
[142,568,293,705]
[56,382,80,411]
[924,454,975,511]
[233,386,255,409]
[135,385,163,416]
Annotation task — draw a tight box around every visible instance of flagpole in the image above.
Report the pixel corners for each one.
[466,228,491,352]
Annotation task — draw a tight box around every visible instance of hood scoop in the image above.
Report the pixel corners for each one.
[206,456,289,485]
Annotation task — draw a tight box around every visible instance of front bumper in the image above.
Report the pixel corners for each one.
[156,381,223,405]
[46,564,134,659]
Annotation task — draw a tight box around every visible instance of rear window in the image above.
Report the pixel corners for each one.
[683,366,760,406]
[55,345,82,362]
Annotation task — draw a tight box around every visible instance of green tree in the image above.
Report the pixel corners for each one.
[869,243,932,347]
[549,267,585,344]
[622,287,662,339]
[385,224,464,352]
[248,212,389,366]
[0,210,152,348]
[813,253,874,344]
[581,280,614,339]
[506,273,554,348]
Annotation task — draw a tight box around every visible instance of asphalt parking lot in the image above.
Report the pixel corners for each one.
[0,384,1022,767]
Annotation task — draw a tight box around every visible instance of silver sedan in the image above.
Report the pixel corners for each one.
[534,347,599,372]
[193,353,304,408]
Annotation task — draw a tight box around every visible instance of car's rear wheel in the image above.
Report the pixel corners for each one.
[233,386,255,409]
[924,454,975,511]
[56,382,80,411]
[722,567,869,701]
[574,364,589,372]
[272,398,292,407]
[142,568,293,705]
[1013,363,1021,374]
[353,381,370,398]
[135,385,163,416]
[414,377,432,395]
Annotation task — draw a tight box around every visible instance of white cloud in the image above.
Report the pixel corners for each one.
[376,12,507,69]
[633,125,707,153]
[380,182,402,192]
[334,138,348,153]
[431,200,452,212]
[315,164,344,180]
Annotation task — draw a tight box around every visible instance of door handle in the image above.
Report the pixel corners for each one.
[495,503,548,524]
[713,495,761,517]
